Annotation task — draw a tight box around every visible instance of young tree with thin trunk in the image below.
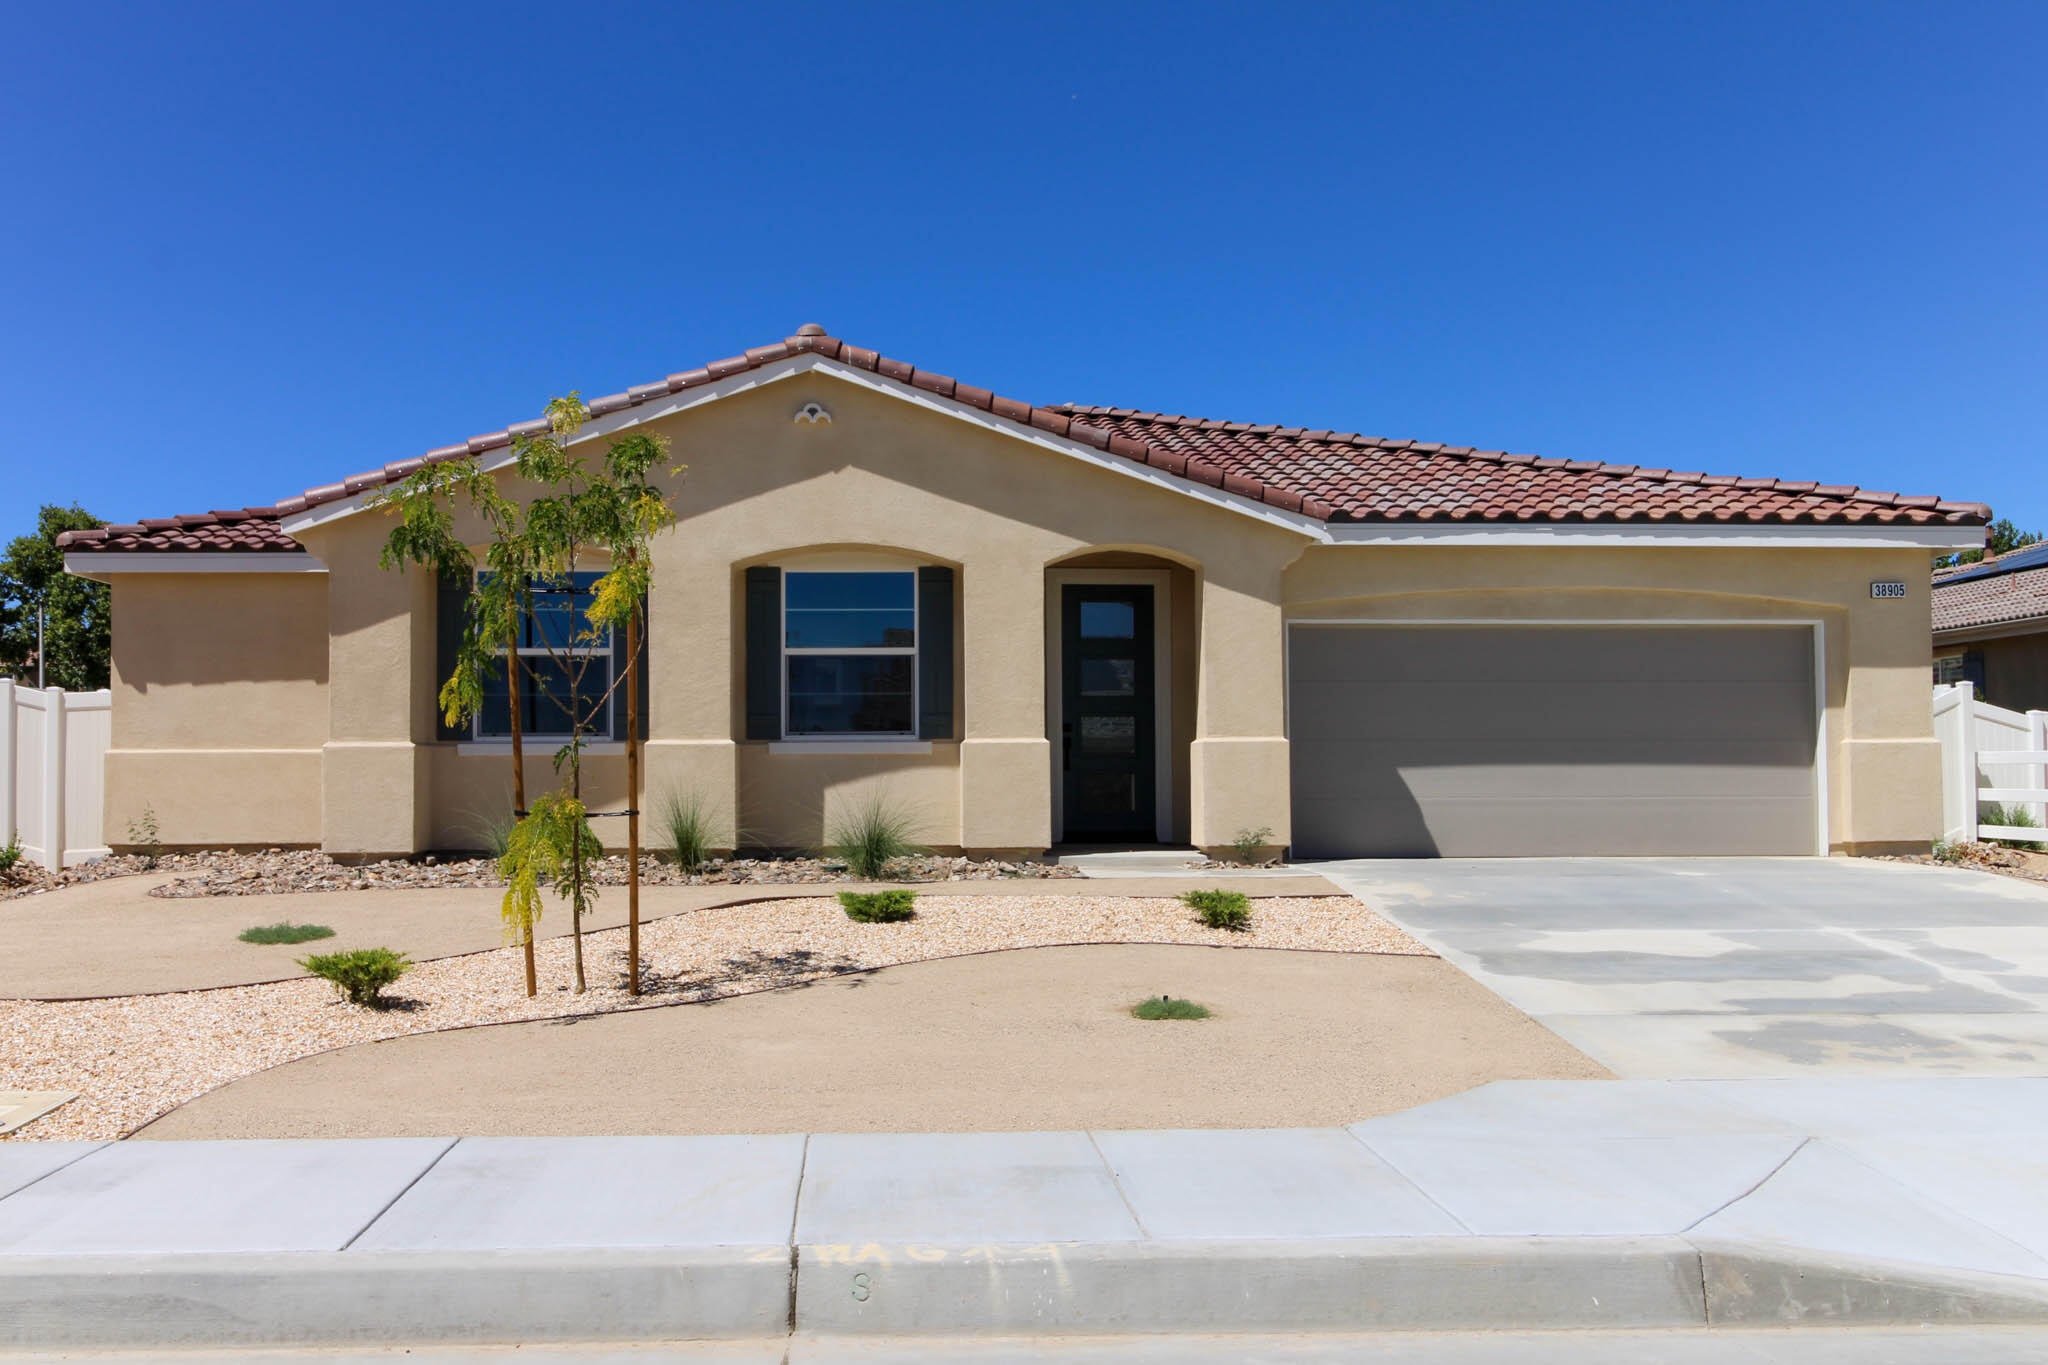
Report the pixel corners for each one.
[373,393,678,996]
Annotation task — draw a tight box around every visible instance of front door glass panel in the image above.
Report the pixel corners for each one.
[1061,586,1156,841]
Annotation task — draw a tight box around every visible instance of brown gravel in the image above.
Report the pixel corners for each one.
[1869,841,2048,886]
[1,848,1076,903]
[0,894,1424,1142]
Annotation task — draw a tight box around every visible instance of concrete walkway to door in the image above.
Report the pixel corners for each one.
[1307,857,2048,1078]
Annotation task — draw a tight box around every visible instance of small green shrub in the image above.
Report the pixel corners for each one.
[1228,825,1275,864]
[126,805,163,868]
[299,947,412,1007]
[1182,888,1252,931]
[1931,837,1970,864]
[825,794,922,880]
[1132,995,1212,1021]
[1979,802,2047,852]
[239,922,336,945]
[0,829,21,874]
[838,889,918,923]
[658,787,718,873]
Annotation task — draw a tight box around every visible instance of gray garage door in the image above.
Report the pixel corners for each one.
[1288,624,1818,858]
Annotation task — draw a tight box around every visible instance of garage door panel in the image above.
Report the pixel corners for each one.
[1294,749,1818,802]
[1290,682,1815,743]
[1290,626,1811,686]
[1292,794,1818,859]
[1287,625,1818,858]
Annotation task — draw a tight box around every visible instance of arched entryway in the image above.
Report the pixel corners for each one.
[1044,550,1198,845]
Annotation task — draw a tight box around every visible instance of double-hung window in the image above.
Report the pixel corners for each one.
[477,572,615,739]
[782,571,917,736]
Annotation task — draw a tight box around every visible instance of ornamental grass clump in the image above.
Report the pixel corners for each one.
[825,795,922,880]
[838,889,918,923]
[299,947,412,1007]
[1182,888,1252,932]
[658,787,719,873]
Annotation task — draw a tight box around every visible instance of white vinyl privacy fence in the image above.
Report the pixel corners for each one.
[1934,683,2048,844]
[0,680,112,869]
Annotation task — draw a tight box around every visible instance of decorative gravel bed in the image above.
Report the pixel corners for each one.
[0,893,1423,1141]
[1869,842,2048,886]
[1,848,1078,902]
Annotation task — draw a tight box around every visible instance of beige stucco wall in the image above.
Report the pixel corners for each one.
[1283,544,1942,853]
[628,376,1310,855]
[105,573,328,848]
[90,369,1947,861]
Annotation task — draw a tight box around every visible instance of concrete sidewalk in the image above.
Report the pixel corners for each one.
[5,1078,2048,1350]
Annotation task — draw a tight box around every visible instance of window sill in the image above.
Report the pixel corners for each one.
[454,740,628,756]
[767,740,932,756]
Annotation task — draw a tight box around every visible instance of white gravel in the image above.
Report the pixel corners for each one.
[0,893,1422,1142]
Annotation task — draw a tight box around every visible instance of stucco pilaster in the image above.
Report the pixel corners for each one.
[958,551,1052,852]
[299,523,433,858]
[1190,564,1292,851]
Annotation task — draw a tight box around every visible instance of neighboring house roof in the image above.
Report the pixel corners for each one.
[60,326,1992,554]
[1933,543,2048,635]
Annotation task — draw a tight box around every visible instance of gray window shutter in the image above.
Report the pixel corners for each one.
[434,574,468,742]
[917,566,955,741]
[744,567,782,740]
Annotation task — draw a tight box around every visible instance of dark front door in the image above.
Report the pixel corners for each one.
[1061,585,1156,842]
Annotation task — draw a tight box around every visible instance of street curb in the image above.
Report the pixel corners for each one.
[0,1247,791,1350]
[5,1237,2048,1349]
[795,1237,1707,1335]
[1695,1239,2048,1326]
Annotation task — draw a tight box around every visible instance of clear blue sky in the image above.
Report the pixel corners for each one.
[4,2,2042,533]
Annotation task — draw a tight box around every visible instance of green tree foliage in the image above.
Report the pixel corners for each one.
[1937,517,2042,569]
[0,505,110,690]
[372,392,681,995]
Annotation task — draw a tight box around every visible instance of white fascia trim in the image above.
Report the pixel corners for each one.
[270,348,1985,554]
[790,357,1330,539]
[277,353,1331,542]
[64,552,325,577]
[277,357,818,536]
[1934,618,2048,646]
[1321,522,1984,549]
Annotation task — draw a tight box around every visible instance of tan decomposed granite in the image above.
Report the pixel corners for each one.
[141,943,1604,1140]
[0,892,1602,1142]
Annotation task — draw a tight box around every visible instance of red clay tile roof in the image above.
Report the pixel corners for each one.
[1934,553,2048,635]
[60,327,1991,554]
[59,507,302,553]
[1052,406,1989,528]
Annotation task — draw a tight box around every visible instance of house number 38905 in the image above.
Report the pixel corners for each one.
[1870,580,1907,599]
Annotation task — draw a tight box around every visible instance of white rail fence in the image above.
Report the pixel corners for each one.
[0,679,112,869]
[1934,683,2048,844]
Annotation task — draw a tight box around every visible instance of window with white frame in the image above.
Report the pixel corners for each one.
[476,572,615,738]
[783,571,917,736]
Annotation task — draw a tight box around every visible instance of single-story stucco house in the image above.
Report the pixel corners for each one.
[62,325,1988,861]
[1933,543,2048,710]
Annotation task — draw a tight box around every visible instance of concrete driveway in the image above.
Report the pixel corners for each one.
[1308,857,2048,1078]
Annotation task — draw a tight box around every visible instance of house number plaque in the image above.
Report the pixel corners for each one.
[1870,580,1908,599]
